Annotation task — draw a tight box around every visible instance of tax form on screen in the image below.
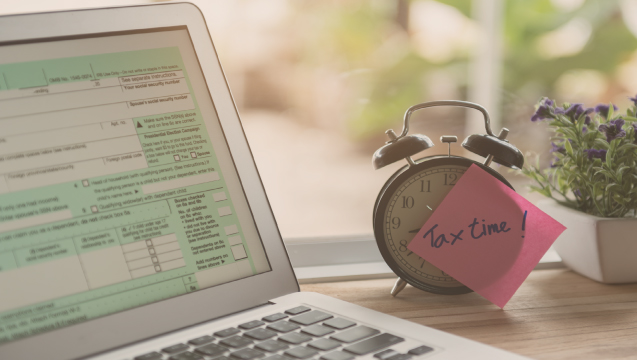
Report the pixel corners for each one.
[0,28,270,343]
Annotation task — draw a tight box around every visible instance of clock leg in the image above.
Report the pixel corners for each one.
[390,278,407,297]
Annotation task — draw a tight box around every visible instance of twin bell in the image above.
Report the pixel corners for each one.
[372,100,524,170]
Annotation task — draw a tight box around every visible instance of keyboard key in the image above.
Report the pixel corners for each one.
[216,328,241,338]
[331,326,380,343]
[320,351,355,360]
[134,352,163,360]
[264,355,292,360]
[308,338,341,351]
[279,332,312,345]
[244,328,278,340]
[239,320,265,330]
[290,311,333,326]
[285,306,311,315]
[220,335,254,348]
[323,318,356,330]
[343,333,404,355]
[163,343,190,354]
[189,335,214,346]
[267,321,300,333]
[374,349,399,360]
[301,324,334,337]
[408,346,433,356]
[195,343,228,357]
[263,313,288,322]
[284,346,319,359]
[386,354,412,360]
[231,348,266,360]
[169,352,205,360]
[255,339,290,352]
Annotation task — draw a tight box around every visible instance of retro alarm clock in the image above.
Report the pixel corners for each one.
[372,100,524,296]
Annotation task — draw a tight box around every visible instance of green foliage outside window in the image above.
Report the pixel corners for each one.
[298,0,637,141]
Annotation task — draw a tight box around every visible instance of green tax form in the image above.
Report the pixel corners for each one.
[0,29,270,343]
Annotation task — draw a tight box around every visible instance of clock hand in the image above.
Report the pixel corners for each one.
[409,205,435,233]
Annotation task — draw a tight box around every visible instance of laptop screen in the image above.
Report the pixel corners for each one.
[0,26,272,344]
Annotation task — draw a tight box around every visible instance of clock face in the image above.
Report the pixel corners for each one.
[373,156,512,294]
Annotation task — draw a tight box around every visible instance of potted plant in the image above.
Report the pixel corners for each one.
[523,95,637,283]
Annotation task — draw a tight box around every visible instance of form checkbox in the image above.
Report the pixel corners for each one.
[146,240,152,246]
[213,192,227,202]
[91,205,98,213]
[155,265,161,272]
[149,248,156,255]
[152,257,158,263]
[225,225,238,236]
[82,179,89,187]
[218,206,232,217]
[190,151,197,158]
[174,154,181,161]
[231,245,248,260]
[228,235,242,246]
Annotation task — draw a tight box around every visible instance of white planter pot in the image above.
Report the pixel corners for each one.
[538,200,637,284]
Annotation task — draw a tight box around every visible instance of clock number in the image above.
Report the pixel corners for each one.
[391,217,401,229]
[420,180,431,192]
[398,240,408,252]
[401,196,414,208]
[444,173,458,186]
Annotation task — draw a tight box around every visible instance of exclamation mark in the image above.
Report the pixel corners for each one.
[521,210,528,238]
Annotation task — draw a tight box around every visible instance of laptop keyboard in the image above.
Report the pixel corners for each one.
[131,306,433,360]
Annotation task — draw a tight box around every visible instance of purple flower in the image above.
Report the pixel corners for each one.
[555,103,594,123]
[599,118,626,142]
[550,142,565,154]
[630,95,637,106]
[595,104,619,118]
[633,123,637,133]
[550,158,559,168]
[584,148,607,160]
[531,97,555,122]
[582,126,587,133]
[573,189,582,197]
[544,98,555,107]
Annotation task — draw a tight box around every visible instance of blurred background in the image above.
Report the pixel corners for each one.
[2,0,637,239]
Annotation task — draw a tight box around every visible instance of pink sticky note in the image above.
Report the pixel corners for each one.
[407,164,566,308]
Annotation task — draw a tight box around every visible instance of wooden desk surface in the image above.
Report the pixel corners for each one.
[301,269,637,360]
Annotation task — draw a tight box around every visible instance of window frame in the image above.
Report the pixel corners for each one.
[286,235,564,283]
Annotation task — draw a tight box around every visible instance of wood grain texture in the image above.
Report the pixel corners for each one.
[300,269,637,360]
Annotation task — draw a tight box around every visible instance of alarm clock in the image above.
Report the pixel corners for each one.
[372,100,524,296]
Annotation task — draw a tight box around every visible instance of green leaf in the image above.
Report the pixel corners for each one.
[607,103,616,119]
[564,139,574,156]
[594,139,610,149]
[617,143,637,152]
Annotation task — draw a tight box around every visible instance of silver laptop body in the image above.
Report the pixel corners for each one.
[0,3,528,360]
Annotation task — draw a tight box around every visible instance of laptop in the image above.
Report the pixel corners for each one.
[0,3,529,360]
